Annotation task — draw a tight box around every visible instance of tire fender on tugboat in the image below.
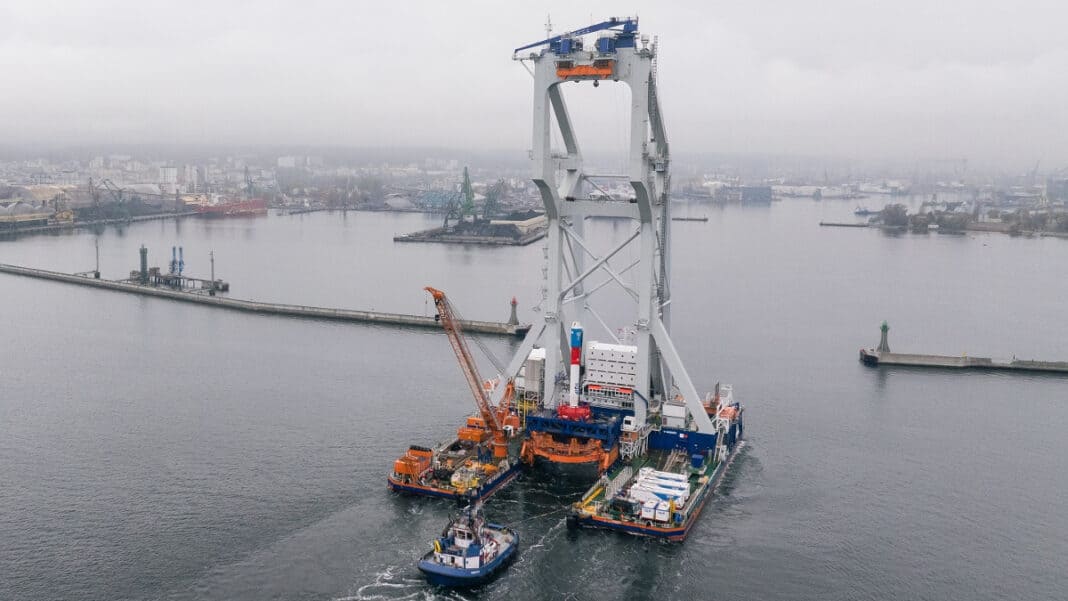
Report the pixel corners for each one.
[566,512,581,530]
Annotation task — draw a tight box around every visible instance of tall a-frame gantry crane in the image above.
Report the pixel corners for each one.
[491,18,715,434]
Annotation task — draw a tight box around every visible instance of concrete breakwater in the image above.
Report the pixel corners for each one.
[860,350,1068,373]
[859,322,1068,374]
[0,263,529,337]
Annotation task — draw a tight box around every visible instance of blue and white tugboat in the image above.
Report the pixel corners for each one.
[417,502,518,587]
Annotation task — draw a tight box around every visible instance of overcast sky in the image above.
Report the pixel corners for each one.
[2,1,1066,169]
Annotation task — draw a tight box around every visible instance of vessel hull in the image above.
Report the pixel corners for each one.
[531,454,603,481]
[417,530,519,587]
[570,440,745,541]
[387,461,521,501]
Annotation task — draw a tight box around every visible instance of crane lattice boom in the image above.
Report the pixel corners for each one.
[425,287,502,434]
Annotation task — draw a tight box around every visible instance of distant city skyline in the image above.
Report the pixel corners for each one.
[2,1,1066,170]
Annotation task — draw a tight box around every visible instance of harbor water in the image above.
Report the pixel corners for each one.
[1,200,1066,600]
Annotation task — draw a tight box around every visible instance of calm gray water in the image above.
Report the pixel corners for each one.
[2,200,1066,601]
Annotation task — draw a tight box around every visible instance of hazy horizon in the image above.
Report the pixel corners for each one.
[3,1,1066,171]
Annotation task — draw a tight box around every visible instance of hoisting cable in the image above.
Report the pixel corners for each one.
[509,506,570,525]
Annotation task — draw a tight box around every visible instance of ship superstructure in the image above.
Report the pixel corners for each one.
[194,166,267,217]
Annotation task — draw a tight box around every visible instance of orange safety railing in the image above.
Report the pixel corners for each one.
[528,432,604,457]
[556,60,615,80]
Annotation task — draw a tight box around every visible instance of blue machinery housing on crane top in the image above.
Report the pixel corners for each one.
[513,17,639,56]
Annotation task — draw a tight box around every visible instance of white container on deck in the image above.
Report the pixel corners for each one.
[662,402,687,428]
[655,501,670,522]
[639,467,688,482]
[584,342,639,387]
[640,499,657,520]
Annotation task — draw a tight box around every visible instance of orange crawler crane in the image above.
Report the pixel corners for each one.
[425,287,518,460]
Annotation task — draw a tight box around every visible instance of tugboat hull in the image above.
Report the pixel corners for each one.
[418,527,519,587]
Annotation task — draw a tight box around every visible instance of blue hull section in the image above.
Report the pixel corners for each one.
[525,412,622,449]
[648,427,719,455]
[418,533,519,587]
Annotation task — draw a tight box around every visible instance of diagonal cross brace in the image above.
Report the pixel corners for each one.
[560,225,640,302]
[650,317,715,434]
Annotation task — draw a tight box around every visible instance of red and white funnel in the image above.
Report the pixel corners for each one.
[568,321,583,407]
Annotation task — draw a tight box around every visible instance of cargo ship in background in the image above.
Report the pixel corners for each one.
[191,166,267,217]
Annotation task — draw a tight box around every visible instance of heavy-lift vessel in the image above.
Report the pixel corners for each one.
[390,17,745,541]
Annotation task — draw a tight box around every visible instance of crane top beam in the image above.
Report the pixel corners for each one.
[513,16,638,56]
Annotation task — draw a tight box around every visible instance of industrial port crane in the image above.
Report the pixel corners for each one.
[442,167,475,228]
[100,179,126,203]
[425,286,511,459]
[482,179,505,221]
[244,165,256,199]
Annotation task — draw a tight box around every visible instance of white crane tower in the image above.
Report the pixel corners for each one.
[495,18,715,434]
